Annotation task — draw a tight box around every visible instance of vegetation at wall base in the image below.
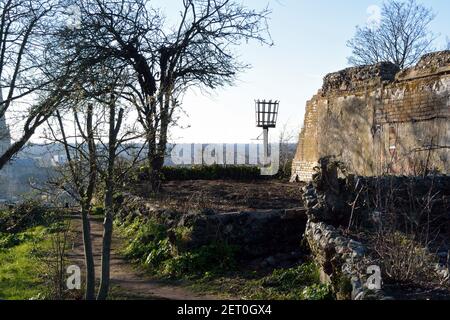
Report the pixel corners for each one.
[135,165,264,182]
[118,217,238,279]
[117,217,333,300]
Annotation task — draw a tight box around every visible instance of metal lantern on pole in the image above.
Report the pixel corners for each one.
[255,99,279,163]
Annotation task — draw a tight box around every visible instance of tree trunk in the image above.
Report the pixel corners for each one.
[81,205,96,300]
[97,95,123,300]
[55,108,97,300]
[148,155,164,193]
[147,91,170,193]
[96,195,113,300]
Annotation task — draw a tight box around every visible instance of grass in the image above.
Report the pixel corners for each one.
[0,226,50,300]
[118,217,238,279]
[116,217,333,300]
[187,263,333,300]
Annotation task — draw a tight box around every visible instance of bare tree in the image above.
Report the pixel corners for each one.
[57,0,272,192]
[95,93,123,300]
[0,0,89,170]
[347,0,436,69]
[45,63,142,300]
[0,0,53,168]
[46,99,140,300]
[46,102,98,300]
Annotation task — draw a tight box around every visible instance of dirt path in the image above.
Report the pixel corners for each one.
[67,215,221,300]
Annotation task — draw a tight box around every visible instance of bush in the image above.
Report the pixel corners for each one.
[120,218,237,278]
[372,231,437,284]
[91,206,105,216]
[261,263,321,290]
[0,200,55,233]
[123,219,168,262]
[136,165,262,182]
[301,284,333,300]
[0,233,33,249]
[162,242,237,278]
[0,226,46,250]
[144,239,173,268]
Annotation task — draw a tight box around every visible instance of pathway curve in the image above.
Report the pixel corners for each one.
[68,215,222,300]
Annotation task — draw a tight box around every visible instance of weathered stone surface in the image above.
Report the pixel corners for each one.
[303,194,384,300]
[292,51,450,182]
[177,208,307,258]
[118,194,307,259]
[322,62,399,95]
[302,168,450,300]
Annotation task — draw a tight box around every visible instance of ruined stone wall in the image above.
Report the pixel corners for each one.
[292,51,450,181]
[118,195,307,259]
[302,164,450,299]
[291,94,321,181]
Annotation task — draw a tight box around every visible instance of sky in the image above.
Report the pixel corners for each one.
[158,0,450,144]
[6,0,449,145]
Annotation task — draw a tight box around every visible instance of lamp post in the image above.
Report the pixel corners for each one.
[255,99,279,164]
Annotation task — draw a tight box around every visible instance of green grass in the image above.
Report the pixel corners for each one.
[187,263,333,300]
[0,226,50,300]
[118,217,237,279]
[116,218,333,300]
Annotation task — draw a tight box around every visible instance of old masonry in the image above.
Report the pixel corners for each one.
[291,51,450,182]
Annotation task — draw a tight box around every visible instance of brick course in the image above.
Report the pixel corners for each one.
[292,51,450,181]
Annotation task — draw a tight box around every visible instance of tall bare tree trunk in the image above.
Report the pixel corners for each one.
[81,206,96,300]
[84,103,97,300]
[147,90,170,193]
[55,106,97,300]
[97,95,123,300]
[97,194,113,300]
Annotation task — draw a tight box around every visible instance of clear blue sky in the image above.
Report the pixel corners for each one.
[14,1,446,144]
[162,0,450,144]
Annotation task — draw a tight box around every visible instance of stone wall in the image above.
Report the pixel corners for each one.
[292,51,450,182]
[118,195,307,259]
[177,208,307,259]
[302,158,450,299]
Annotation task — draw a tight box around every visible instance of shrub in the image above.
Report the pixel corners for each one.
[0,200,55,233]
[372,231,437,284]
[91,206,105,216]
[123,219,168,262]
[261,263,321,291]
[301,284,333,300]
[120,217,237,278]
[136,165,262,182]
[171,226,193,250]
[144,239,172,268]
[0,233,25,249]
[161,242,237,278]
[0,226,46,250]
